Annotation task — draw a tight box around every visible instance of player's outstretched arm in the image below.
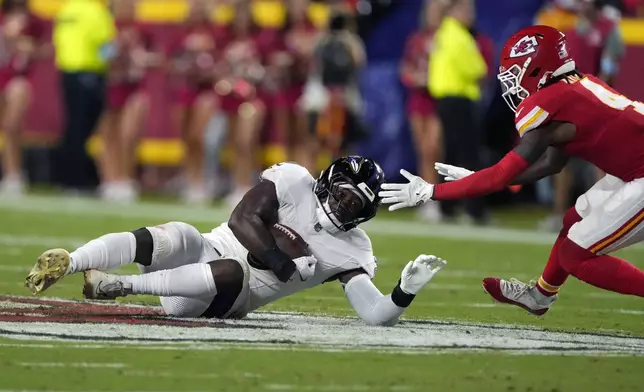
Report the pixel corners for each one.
[339,255,446,326]
[228,181,297,282]
[379,124,568,210]
[510,147,569,185]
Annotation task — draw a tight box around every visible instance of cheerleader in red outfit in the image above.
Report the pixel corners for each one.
[399,0,445,221]
[0,0,47,196]
[214,5,268,208]
[168,0,224,204]
[281,0,320,173]
[98,0,161,202]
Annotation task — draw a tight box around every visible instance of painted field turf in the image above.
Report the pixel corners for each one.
[0,195,643,391]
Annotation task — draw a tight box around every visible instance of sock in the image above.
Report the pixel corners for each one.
[68,233,137,274]
[559,237,644,297]
[121,263,217,297]
[536,207,581,297]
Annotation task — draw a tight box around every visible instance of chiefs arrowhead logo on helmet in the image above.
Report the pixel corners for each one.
[498,25,576,112]
[509,36,538,58]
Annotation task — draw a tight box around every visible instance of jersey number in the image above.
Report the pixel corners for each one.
[580,78,644,115]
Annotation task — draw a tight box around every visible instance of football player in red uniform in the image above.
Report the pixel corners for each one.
[380,25,644,315]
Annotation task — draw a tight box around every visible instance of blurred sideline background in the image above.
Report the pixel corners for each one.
[0,0,643,231]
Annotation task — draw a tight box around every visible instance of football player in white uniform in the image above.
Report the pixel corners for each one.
[25,156,446,325]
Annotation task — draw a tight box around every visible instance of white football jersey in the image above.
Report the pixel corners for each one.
[204,162,377,311]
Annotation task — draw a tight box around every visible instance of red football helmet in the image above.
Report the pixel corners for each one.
[498,25,576,112]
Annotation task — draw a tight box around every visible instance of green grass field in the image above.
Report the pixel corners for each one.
[0,195,643,392]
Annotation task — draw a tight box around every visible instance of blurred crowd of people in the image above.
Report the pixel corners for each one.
[0,0,367,208]
[401,0,626,228]
[0,0,633,230]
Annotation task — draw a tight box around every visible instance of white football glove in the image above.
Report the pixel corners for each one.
[378,169,434,211]
[292,255,318,281]
[434,162,474,182]
[400,254,447,295]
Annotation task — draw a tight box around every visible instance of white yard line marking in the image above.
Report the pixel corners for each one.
[0,265,29,273]
[0,234,85,248]
[0,195,558,246]
[0,390,208,392]
[618,309,644,315]
[264,384,415,391]
[17,362,126,368]
[0,341,639,357]
[121,370,221,379]
[3,195,644,251]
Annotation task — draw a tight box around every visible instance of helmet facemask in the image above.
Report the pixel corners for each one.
[315,173,371,232]
[498,59,531,113]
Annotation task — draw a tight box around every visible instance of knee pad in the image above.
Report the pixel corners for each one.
[140,222,202,268]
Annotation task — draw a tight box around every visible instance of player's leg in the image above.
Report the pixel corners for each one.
[83,257,249,318]
[558,177,644,296]
[25,222,206,295]
[535,207,581,296]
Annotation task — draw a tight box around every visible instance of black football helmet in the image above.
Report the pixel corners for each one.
[314,156,386,231]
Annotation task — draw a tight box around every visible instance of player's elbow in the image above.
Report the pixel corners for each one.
[227,212,244,235]
[358,312,399,327]
[228,210,257,238]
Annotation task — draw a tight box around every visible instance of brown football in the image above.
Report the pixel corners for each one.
[270,223,311,259]
[247,223,311,268]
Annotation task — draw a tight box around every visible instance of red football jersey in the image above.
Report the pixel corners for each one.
[515,75,644,182]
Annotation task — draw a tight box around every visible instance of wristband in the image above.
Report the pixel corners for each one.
[260,248,296,282]
[391,279,416,308]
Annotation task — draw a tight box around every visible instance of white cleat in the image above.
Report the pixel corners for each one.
[25,248,71,295]
[482,277,557,316]
[83,270,133,300]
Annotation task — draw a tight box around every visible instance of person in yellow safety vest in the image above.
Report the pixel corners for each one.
[428,0,489,225]
[53,0,116,193]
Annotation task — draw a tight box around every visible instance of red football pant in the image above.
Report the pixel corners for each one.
[559,239,644,296]
[538,207,644,297]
